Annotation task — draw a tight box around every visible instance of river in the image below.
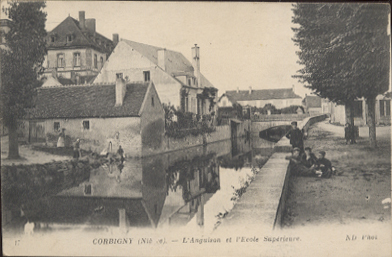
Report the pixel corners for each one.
[2,135,276,236]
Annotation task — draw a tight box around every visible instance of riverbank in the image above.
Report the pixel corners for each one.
[283,121,391,227]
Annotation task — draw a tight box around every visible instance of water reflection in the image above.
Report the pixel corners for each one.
[2,136,275,235]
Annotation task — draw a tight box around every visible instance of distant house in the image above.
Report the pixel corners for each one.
[329,92,391,126]
[94,41,217,115]
[218,86,302,109]
[24,79,165,157]
[42,11,118,87]
[302,94,331,115]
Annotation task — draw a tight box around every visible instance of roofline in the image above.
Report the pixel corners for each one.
[235,96,302,101]
[25,115,141,120]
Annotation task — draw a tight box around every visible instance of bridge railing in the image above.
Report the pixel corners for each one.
[250,113,310,122]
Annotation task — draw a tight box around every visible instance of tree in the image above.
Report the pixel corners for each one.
[1,2,47,158]
[292,3,390,147]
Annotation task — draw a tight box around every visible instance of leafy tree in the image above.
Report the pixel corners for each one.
[292,3,390,147]
[1,2,47,158]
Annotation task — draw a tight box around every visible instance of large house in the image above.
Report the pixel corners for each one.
[217,86,302,109]
[23,79,165,157]
[42,11,118,86]
[329,92,391,126]
[93,40,217,115]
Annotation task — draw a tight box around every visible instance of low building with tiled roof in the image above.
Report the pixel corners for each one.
[217,86,302,109]
[42,11,119,87]
[94,41,217,115]
[23,79,164,157]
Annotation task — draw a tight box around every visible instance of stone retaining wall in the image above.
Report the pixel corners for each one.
[217,114,327,231]
[273,114,327,228]
[143,125,231,156]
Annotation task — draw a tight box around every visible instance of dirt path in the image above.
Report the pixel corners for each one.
[283,122,391,227]
[1,136,71,165]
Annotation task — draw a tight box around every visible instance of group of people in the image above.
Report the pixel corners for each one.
[285,121,335,178]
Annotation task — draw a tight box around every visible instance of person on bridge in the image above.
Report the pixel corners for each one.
[286,121,304,152]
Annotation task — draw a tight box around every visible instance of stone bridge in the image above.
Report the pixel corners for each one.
[250,114,309,135]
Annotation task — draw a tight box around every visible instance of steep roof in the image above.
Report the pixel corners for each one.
[47,16,114,54]
[225,88,302,103]
[123,39,193,74]
[26,82,150,119]
[122,39,215,88]
[303,95,322,108]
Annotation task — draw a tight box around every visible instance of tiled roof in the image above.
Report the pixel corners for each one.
[225,88,301,103]
[121,40,215,88]
[26,82,150,119]
[123,39,193,74]
[47,17,114,54]
[303,95,322,108]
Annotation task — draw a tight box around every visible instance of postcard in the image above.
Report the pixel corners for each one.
[1,1,391,256]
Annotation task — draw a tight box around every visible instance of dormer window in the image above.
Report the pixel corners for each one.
[50,36,55,42]
[66,34,73,43]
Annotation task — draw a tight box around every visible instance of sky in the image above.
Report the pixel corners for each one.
[4,1,313,97]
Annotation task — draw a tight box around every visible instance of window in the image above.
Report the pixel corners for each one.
[185,96,189,112]
[353,101,363,118]
[99,56,104,69]
[151,97,155,107]
[50,36,55,42]
[188,78,191,86]
[66,34,73,43]
[83,120,90,130]
[222,100,227,107]
[57,53,64,68]
[84,184,92,195]
[116,73,123,79]
[54,122,60,132]
[380,100,391,116]
[143,71,150,82]
[73,52,81,67]
[94,54,98,69]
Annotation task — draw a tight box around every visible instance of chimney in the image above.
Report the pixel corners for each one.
[249,86,252,94]
[192,44,200,87]
[292,84,295,94]
[115,78,126,106]
[113,33,119,46]
[85,18,96,33]
[236,87,239,93]
[158,48,166,71]
[79,11,85,29]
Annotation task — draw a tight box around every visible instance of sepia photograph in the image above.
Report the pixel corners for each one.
[1,1,391,256]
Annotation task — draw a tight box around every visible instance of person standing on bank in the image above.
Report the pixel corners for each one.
[57,128,65,148]
[117,145,125,164]
[73,138,81,160]
[286,121,304,152]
